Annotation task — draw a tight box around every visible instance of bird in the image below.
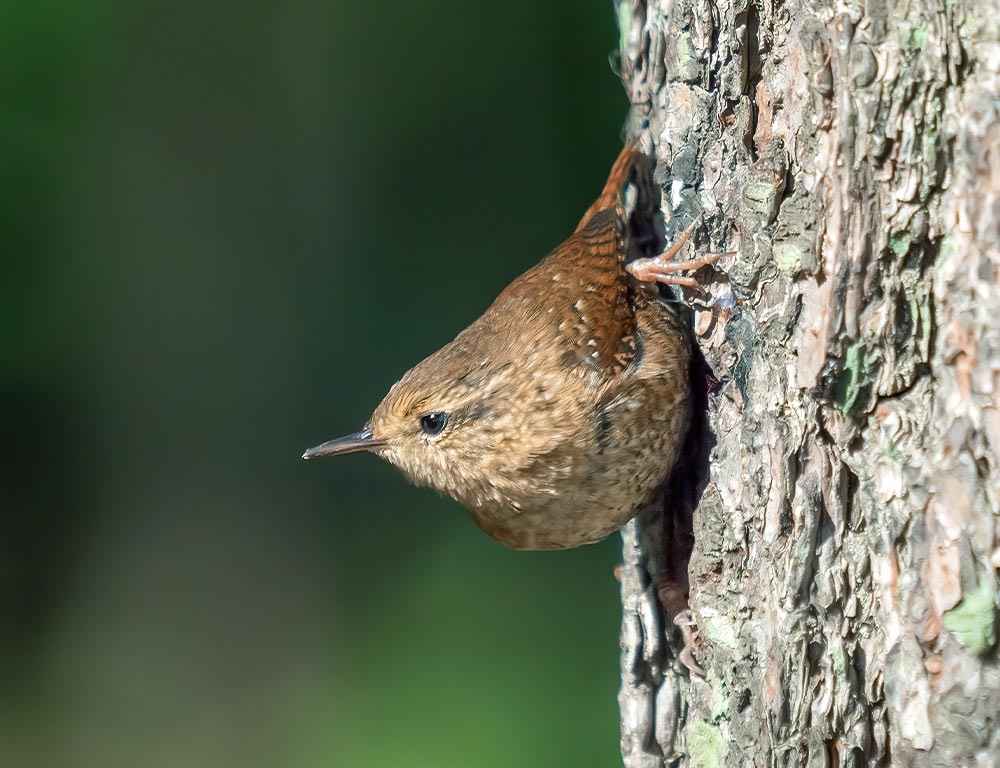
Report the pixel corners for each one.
[303,142,719,550]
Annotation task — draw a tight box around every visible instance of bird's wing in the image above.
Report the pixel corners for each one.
[553,209,637,376]
[501,207,636,377]
[493,142,648,377]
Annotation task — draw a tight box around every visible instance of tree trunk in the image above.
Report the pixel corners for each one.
[613,0,1000,765]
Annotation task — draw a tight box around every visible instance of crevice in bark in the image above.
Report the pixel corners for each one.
[659,342,715,618]
[744,0,763,162]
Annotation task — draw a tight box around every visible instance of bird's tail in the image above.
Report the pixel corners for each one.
[575,140,644,232]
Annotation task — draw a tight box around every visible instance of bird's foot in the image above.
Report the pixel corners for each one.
[627,220,728,289]
[674,609,706,677]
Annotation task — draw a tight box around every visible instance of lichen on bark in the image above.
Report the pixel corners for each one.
[613,0,1000,764]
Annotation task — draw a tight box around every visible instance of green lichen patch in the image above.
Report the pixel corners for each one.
[773,242,803,273]
[889,231,912,257]
[906,25,928,50]
[833,343,868,414]
[677,35,697,72]
[944,581,998,655]
[700,612,739,650]
[743,179,780,223]
[885,437,903,462]
[687,720,728,768]
[707,673,731,721]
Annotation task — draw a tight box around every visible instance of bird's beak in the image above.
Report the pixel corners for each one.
[302,427,387,460]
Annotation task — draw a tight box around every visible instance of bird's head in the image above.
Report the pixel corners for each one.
[303,342,518,503]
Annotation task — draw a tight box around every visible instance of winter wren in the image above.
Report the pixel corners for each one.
[304,143,718,550]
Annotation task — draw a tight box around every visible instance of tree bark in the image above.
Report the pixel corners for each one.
[613,0,1000,765]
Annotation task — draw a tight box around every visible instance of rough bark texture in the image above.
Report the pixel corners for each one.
[613,0,1000,765]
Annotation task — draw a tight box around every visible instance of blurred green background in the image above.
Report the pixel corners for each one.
[1,1,629,765]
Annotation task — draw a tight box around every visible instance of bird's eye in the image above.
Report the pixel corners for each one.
[420,412,448,436]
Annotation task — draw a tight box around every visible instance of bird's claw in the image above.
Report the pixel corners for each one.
[627,220,729,290]
[674,609,705,677]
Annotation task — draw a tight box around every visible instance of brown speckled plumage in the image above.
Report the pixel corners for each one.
[304,144,712,550]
